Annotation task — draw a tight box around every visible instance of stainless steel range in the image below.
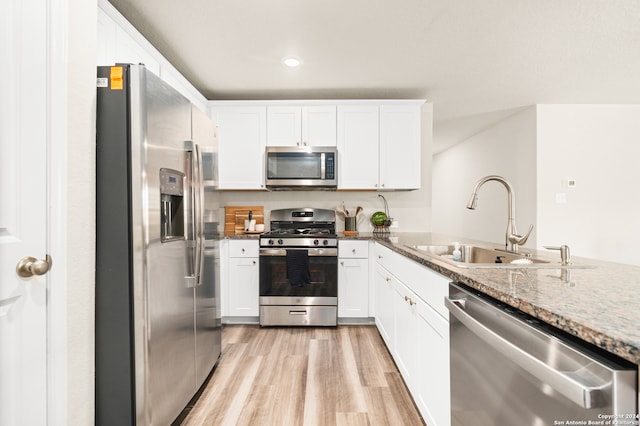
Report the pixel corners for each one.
[259,208,338,326]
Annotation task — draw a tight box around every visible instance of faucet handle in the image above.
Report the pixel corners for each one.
[510,224,534,246]
[544,244,571,265]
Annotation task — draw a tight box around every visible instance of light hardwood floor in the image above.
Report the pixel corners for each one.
[181,325,425,426]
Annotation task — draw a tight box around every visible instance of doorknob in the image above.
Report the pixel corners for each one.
[16,254,52,278]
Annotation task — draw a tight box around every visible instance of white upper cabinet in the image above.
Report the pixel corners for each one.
[209,100,425,190]
[337,105,379,190]
[97,2,207,111]
[210,106,267,190]
[267,106,337,146]
[379,104,422,190]
[338,102,423,190]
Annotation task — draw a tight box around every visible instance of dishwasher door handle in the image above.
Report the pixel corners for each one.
[445,297,609,409]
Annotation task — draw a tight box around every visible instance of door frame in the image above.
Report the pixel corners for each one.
[46,0,97,424]
[48,0,70,423]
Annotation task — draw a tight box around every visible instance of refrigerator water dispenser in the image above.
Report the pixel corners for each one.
[160,168,185,242]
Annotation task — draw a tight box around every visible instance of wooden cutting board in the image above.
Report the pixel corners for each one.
[224,206,264,236]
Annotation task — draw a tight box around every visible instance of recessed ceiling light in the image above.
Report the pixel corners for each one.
[282,57,302,68]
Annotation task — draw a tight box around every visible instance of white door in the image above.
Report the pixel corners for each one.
[0,0,51,424]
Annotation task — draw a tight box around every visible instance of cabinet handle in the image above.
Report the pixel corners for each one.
[404,295,416,306]
[252,260,256,265]
[378,255,383,259]
[340,261,344,266]
[381,183,385,188]
[242,248,245,253]
[385,277,391,282]
[352,249,356,254]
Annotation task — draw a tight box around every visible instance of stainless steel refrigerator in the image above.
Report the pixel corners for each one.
[95,64,221,426]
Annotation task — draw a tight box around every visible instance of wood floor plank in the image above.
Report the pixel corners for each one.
[347,325,393,387]
[181,325,424,426]
[336,412,371,426]
[335,327,368,414]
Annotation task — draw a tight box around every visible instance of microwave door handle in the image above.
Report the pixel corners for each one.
[320,152,326,180]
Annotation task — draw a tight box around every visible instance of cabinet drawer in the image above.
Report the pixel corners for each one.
[339,240,369,259]
[376,242,449,319]
[228,240,259,257]
[396,255,450,319]
[375,243,402,271]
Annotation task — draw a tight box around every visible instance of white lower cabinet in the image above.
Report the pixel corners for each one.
[338,241,370,319]
[374,263,395,348]
[226,240,259,319]
[374,243,450,426]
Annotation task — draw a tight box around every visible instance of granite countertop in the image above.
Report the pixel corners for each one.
[224,233,261,239]
[225,231,640,364]
[372,232,640,365]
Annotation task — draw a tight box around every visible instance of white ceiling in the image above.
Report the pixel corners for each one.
[107,0,640,152]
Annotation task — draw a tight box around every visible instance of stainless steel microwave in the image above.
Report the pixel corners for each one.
[265,146,337,189]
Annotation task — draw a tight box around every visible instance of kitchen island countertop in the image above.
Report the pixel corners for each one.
[359,232,640,365]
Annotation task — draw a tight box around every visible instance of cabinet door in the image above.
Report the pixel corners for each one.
[302,106,337,146]
[414,298,450,426]
[379,105,421,190]
[227,257,259,317]
[267,106,302,146]
[337,105,379,189]
[267,106,337,146]
[392,280,419,391]
[338,258,369,318]
[374,264,396,348]
[212,106,266,189]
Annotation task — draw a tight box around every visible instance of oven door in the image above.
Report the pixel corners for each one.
[259,247,337,304]
[259,247,338,326]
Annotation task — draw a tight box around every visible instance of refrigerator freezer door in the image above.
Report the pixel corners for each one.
[137,69,196,425]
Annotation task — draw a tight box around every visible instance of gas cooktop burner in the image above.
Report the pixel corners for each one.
[264,228,334,236]
[261,208,337,248]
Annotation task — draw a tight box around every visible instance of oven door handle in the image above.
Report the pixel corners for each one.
[259,248,338,257]
[445,297,609,409]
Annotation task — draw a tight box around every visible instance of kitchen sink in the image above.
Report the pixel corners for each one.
[405,244,554,268]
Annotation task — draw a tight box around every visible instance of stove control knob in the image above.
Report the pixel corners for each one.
[323,240,329,246]
[313,239,320,246]
[268,239,274,245]
[277,239,284,245]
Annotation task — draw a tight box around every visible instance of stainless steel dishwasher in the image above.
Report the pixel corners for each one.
[446,283,638,426]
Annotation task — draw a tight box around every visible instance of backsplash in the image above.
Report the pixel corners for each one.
[210,190,432,233]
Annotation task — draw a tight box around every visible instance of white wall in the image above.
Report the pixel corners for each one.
[536,105,640,265]
[213,104,434,233]
[432,107,538,248]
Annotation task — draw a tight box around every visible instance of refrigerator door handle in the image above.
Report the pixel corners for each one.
[184,140,199,288]
[193,143,205,286]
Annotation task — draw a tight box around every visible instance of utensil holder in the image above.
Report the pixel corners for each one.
[345,217,357,232]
